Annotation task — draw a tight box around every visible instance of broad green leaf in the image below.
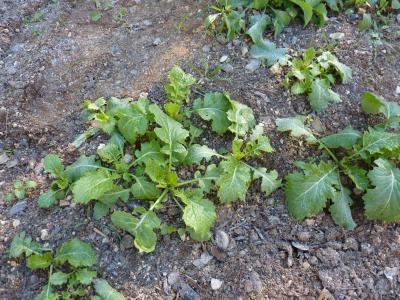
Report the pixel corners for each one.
[252,0,268,9]
[49,272,69,285]
[308,79,341,112]
[193,92,231,134]
[55,239,96,268]
[317,52,352,84]
[285,161,339,219]
[249,39,287,66]
[363,159,400,221]
[34,285,57,300]
[149,104,189,161]
[273,9,292,37]
[227,100,256,137]
[358,13,372,31]
[93,202,111,220]
[361,92,400,126]
[321,127,362,149]
[97,143,122,163]
[75,268,97,285]
[245,123,274,157]
[217,157,251,203]
[116,106,148,144]
[94,280,125,300]
[344,166,369,191]
[253,168,281,196]
[9,231,41,258]
[164,66,196,104]
[72,170,116,204]
[290,0,313,26]
[247,14,270,44]
[204,13,221,28]
[134,140,164,165]
[38,189,65,208]
[131,176,161,199]
[276,116,317,144]
[194,164,221,193]
[27,252,52,269]
[144,159,167,186]
[360,128,400,156]
[312,2,327,26]
[330,187,357,230]
[185,144,219,165]
[65,155,101,182]
[223,10,245,40]
[43,154,65,178]
[176,189,216,240]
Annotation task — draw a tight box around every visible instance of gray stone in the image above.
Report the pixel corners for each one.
[316,247,340,267]
[249,271,262,293]
[215,230,229,250]
[245,59,261,72]
[210,278,222,290]
[397,14,400,25]
[121,234,133,249]
[179,282,201,300]
[384,267,398,280]
[9,201,27,216]
[343,237,358,251]
[219,55,228,63]
[0,153,9,164]
[167,272,180,285]
[202,44,211,53]
[153,38,162,46]
[221,63,233,73]
[6,159,18,168]
[193,252,213,269]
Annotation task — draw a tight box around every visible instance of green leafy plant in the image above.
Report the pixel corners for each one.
[283,48,352,112]
[90,0,114,22]
[23,12,45,24]
[276,92,400,229]
[38,67,280,253]
[9,232,125,300]
[5,179,37,202]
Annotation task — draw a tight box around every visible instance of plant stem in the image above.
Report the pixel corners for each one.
[318,141,340,165]
[172,196,184,211]
[176,176,219,187]
[149,189,168,211]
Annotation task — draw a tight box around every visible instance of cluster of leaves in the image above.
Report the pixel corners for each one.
[283,48,352,112]
[356,0,400,31]
[205,0,338,40]
[276,92,400,229]
[38,67,280,253]
[5,179,37,203]
[9,232,124,300]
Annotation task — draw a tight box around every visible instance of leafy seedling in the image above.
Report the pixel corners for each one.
[276,92,400,229]
[6,179,37,202]
[9,232,125,300]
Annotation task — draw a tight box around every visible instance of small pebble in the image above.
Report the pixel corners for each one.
[12,219,20,228]
[215,230,229,250]
[167,272,180,286]
[210,278,223,290]
[6,159,18,168]
[221,63,233,73]
[0,153,9,164]
[396,86,400,95]
[329,32,345,40]
[219,55,228,63]
[241,46,248,56]
[245,59,261,72]
[9,201,27,217]
[384,267,398,280]
[40,229,49,240]
[153,38,161,46]
[193,252,213,269]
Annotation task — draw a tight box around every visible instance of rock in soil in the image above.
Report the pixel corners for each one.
[9,201,27,216]
[214,230,229,250]
[193,252,213,269]
[210,278,222,290]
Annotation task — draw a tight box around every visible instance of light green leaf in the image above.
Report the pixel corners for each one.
[55,239,96,268]
[27,252,52,270]
[308,79,341,112]
[193,92,231,134]
[131,176,161,200]
[344,166,369,191]
[116,106,148,144]
[94,279,125,300]
[273,9,292,37]
[34,285,57,300]
[285,161,339,219]
[249,39,287,66]
[317,52,352,84]
[321,127,362,149]
[290,0,313,26]
[72,170,116,204]
[253,168,281,196]
[276,116,317,144]
[204,13,221,28]
[97,143,122,163]
[361,92,400,125]
[330,187,357,230]
[65,155,101,182]
[247,14,270,44]
[134,140,165,165]
[223,10,245,40]
[185,144,219,165]
[165,66,196,104]
[194,164,221,193]
[358,13,372,31]
[361,128,400,156]
[245,123,274,157]
[227,100,256,137]
[9,231,41,258]
[38,189,65,208]
[363,159,400,221]
[217,157,251,203]
[75,268,97,285]
[43,154,65,178]
[49,272,69,285]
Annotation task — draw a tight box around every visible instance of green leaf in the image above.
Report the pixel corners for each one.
[244,123,274,157]
[273,9,292,37]
[144,159,168,186]
[134,140,165,165]
[317,52,352,84]
[253,168,281,196]
[26,180,38,189]
[165,66,196,104]
[361,92,400,125]
[195,164,221,193]
[91,10,102,22]
[285,161,339,219]
[9,231,41,258]
[94,280,125,300]
[344,166,369,191]
[330,187,357,230]
[27,252,52,269]
[321,127,362,149]
[193,92,231,134]
[131,176,161,199]
[204,13,221,28]
[358,13,372,31]
[252,0,268,9]
[38,189,65,208]
[308,79,341,112]
[115,106,148,144]
[247,14,270,44]
[290,0,313,26]
[176,189,217,240]
[49,272,69,285]
[363,158,400,222]
[75,268,97,285]
[227,100,256,137]
[111,210,161,253]
[276,116,317,144]
[55,239,96,268]
[34,285,57,300]
[43,154,65,178]
[249,39,287,66]
[360,128,400,156]
[72,170,116,204]
[149,104,189,161]
[65,155,100,182]
[185,144,219,165]
[223,10,245,40]
[14,188,26,200]
[216,157,251,203]
[97,143,122,163]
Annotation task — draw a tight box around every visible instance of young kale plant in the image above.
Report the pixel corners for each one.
[9,232,125,300]
[37,67,280,253]
[5,179,37,202]
[276,92,400,229]
[283,48,352,112]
